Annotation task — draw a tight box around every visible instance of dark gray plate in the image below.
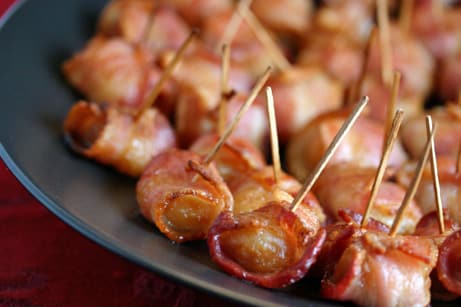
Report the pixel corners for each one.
[0,1,457,307]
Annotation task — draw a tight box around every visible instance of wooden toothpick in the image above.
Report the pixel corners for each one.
[399,0,414,36]
[377,0,393,87]
[218,44,232,136]
[390,124,437,236]
[136,29,198,117]
[215,0,253,52]
[204,66,273,164]
[238,4,291,72]
[383,71,401,146]
[290,96,369,212]
[426,116,445,234]
[265,86,281,186]
[351,27,377,104]
[362,109,404,227]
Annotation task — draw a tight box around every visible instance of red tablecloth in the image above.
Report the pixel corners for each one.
[0,2,233,306]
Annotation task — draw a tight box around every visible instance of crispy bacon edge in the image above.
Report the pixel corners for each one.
[207,204,326,288]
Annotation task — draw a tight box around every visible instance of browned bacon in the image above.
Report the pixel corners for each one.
[321,227,438,307]
[136,149,233,242]
[189,133,266,184]
[254,66,344,144]
[98,1,191,53]
[314,164,422,234]
[63,101,176,177]
[208,202,326,288]
[286,110,407,181]
[62,37,167,112]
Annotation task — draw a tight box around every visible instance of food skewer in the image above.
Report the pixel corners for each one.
[361,109,404,227]
[390,122,437,236]
[136,29,198,117]
[238,3,291,71]
[291,96,369,212]
[426,116,445,234]
[376,0,393,86]
[218,44,233,136]
[265,86,281,186]
[204,66,272,164]
[215,0,253,52]
[384,71,401,141]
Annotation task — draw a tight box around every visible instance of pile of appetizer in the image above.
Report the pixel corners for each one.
[61,0,461,306]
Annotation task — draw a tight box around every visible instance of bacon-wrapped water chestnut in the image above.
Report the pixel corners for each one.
[254,66,344,144]
[98,0,191,54]
[321,224,438,307]
[63,101,176,177]
[400,106,461,160]
[62,36,165,112]
[314,164,422,234]
[208,202,326,288]
[136,149,233,243]
[286,109,407,181]
[190,133,266,184]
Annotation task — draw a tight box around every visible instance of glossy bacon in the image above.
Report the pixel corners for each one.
[366,24,435,99]
[314,164,422,234]
[201,10,273,78]
[159,0,232,26]
[438,51,461,102]
[411,2,461,59]
[189,133,266,184]
[227,166,326,228]
[176,91,267,150]
[208,202,326,288]
[400,106,461,160]
[414,211,460,300]
[136,149,233,243]
[314,0,374,45]
[254,66,344,143]
[286,111,407,181]
[250,0,313,38]
[322,228,438,307]
[397,156,461,225]
[437,229,461,297]
[360,74,424,121]
[297,34,363,88]
[63,101,176,177]
[98,0,191,53]
[62,37,165,111]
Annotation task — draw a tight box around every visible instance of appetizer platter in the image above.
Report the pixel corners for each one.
[1,0,461,306]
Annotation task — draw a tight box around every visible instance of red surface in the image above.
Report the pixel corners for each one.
[0,3,233,307]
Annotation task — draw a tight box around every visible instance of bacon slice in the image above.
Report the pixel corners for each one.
[62,37,165,112]
[297,34,363,88]
[322,228,438,307]
[314,164,422,234]
[189,133,266,184]
[176,91,267,150]
[159,0,232,26]
[397,156,461,225]
[250,0,313,38]
[400,107,461,160]
[438,51,461,102]
[411,2,461,60]
[254,66,343,143]
[98,0,191,54]
[63,101,176,177]
[136,149,233,243]
[200,10,274,78]
[227,166,326,227]
[208,202,326,288]
[286,111,407,181]
[437,229,461,296]
[366,24,435,99]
